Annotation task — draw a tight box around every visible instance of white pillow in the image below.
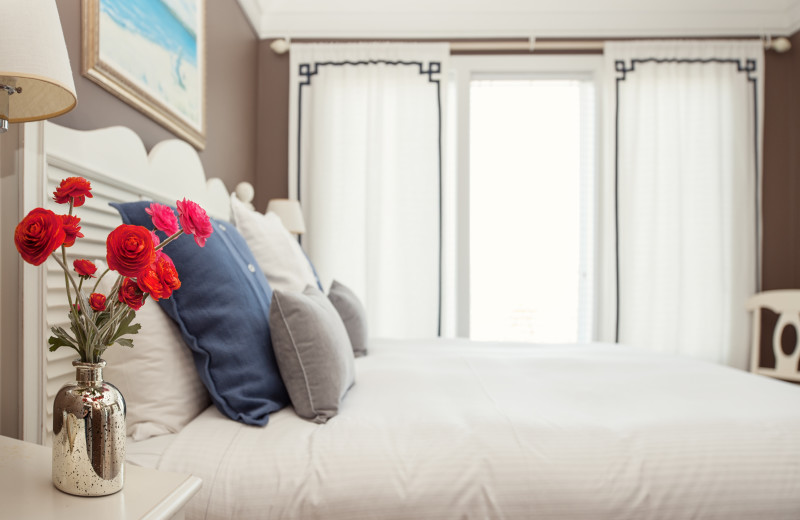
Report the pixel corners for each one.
[230,193,319,292]
[95,261,211,441]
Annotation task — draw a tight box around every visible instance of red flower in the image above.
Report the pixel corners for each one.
[73,259,97,278]
[145,203,179,236]
[106,224,156,278]
[89,293,106,312]
[61,214,84,247]
[14,208,66,266]
[53,177,93,207]
[118,278,145,311]
[176,199,213,247]
[137,254,181,300]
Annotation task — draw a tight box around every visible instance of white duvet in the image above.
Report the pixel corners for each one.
[154,339,800,520]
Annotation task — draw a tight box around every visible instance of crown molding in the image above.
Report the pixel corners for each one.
[240,3,800,41]
[236,0,264,37]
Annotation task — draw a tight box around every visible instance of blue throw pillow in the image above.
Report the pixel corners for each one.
[111,201,289,426]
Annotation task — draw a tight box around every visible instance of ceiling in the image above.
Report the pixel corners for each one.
[236,0,800,40]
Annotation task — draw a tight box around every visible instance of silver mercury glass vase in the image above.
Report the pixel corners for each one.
[52,359,126,496]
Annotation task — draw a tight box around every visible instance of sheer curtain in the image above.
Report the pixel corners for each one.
[602,41,763,368]
[289,43,448,338]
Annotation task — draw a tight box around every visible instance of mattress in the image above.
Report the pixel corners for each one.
[154,339,800,520]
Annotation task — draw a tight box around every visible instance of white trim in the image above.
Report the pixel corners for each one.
[247,9,798,40]
[20,122,47,443]
[235,0,265,37]
[448,55,605,340]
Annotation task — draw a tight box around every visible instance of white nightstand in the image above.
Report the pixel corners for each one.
[0,435,201,519]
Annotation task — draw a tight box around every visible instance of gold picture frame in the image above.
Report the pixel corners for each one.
[82,0,206,149]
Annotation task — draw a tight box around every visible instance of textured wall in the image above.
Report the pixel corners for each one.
[52,0,259,193]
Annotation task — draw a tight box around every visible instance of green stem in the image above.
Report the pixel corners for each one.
[155,230,184,251]
[91,268,111,293]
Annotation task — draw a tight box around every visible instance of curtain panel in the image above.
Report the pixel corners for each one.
[602,41,763,368]
[288,43,448,338]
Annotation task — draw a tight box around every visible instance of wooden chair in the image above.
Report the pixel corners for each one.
[747,290,800,382]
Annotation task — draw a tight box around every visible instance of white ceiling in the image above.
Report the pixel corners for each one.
[236,0,800,40]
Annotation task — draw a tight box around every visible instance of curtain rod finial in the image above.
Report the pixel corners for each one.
[271,38,291,55]
[770,36,792,53]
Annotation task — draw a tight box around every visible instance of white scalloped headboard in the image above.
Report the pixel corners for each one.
[19,122,242,444]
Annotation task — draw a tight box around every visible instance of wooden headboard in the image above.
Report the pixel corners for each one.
[16,122,240,444]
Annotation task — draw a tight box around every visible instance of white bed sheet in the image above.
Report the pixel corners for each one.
[126,432,178,469]
[155,339,800,520]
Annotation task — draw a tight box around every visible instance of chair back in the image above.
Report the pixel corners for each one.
[747,290,800,382]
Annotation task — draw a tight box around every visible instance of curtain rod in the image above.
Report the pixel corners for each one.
[270,36,792,55]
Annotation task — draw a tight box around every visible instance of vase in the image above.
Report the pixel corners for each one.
[52,359,126,496]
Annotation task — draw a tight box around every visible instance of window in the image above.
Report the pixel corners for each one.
[445,56,603,343]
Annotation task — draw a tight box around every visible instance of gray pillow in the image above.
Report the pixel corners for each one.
[328,280,368,357]
[269,285,355,423]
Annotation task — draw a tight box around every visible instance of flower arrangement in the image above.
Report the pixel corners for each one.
[13,177,213,364]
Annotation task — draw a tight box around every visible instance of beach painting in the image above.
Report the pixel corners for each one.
[83,0,205,149]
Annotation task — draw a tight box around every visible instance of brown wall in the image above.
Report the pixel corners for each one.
[255,41,291,212]
[759,32,800,371]
[52,0,259,193]
[763,31,800,292]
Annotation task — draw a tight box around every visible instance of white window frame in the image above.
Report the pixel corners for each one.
[446,55,605,340]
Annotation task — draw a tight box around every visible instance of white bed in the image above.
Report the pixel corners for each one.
[20,123,800,520]
[124,339,800,520]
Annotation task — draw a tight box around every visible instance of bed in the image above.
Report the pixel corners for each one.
[18,122,800,520]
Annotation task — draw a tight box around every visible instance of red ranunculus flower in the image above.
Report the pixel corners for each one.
[89,293,106,312]
[118,277,145,311]
[137,254,181,300]
[53,177,93,207]
[176,198,213,247]
[106,224,156,278]
[73,259,97,278]
[61,214,84,247]
[145,202,179,236]
[14,208,66,266]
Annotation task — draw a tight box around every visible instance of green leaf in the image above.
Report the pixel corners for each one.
[115,337,134,348]
[48,326,79,353]
[109,310,141,343]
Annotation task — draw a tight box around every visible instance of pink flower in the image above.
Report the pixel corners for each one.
[176,199,213,247]
[145,203,179,236]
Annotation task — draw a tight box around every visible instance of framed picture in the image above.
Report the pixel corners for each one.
[82,0,206,149]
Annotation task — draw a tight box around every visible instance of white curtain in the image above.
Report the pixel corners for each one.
[289,43,448,338]
[602,41,763,369]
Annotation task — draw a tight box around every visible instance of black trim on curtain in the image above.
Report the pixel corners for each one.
[613,57,760,342]
[296,59,444,336]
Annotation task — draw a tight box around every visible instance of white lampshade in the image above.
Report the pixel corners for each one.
[267,199,306,235]
[0,0,77,123]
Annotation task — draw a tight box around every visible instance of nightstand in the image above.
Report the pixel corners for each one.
[0,435,201,519]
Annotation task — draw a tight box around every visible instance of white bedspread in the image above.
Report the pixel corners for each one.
[156,339,800,520]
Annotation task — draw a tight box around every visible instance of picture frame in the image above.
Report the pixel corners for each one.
[82,0,206,149]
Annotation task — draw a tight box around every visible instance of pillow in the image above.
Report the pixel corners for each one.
[97,261,211,441]
[230,194,321,292]
[269,285,355,423]
[328,280,368,357]
[111,201,289,426]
